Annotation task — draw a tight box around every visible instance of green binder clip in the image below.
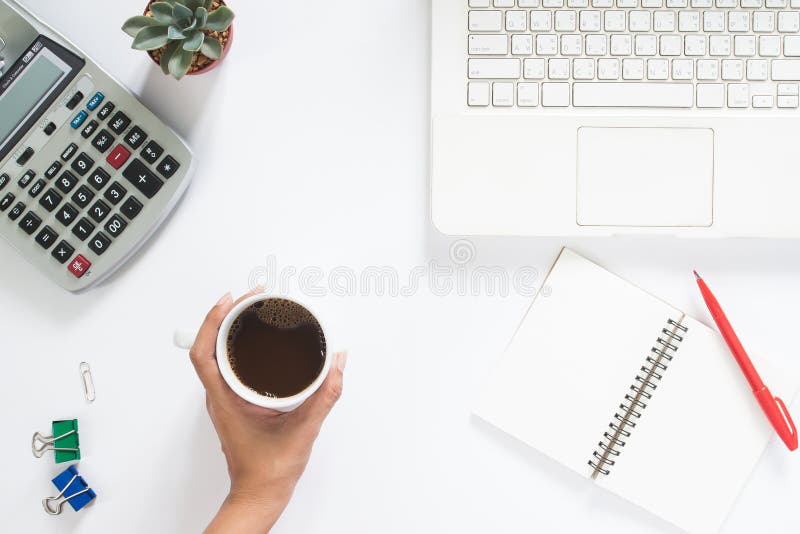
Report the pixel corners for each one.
[32,420,81,463]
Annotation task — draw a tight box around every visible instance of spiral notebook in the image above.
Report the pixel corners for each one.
[475,248,797,534]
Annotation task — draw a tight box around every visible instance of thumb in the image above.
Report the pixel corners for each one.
[298,352,347,428]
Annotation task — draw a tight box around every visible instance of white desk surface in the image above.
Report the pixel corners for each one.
[2,1,799,533]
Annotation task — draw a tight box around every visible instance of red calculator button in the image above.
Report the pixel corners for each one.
[68,255,91,278]
[106,144,131,170]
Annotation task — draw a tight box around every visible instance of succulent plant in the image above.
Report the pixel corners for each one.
[122,0,235,79]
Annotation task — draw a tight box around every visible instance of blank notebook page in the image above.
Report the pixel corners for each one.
[474,248,682,475]
[601,315,782,534]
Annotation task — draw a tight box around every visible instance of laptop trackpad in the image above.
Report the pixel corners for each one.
[576,127,714,227]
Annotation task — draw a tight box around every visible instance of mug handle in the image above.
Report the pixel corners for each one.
[173,329,199,350]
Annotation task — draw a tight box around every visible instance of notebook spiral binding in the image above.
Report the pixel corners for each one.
[588,317,688,478]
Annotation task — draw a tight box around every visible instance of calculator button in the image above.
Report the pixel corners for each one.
[18,170,35,188]
[0,173,9,190]
[87,168,110,191]
[72,218,95,241]
[81,120,99,139]
[70,111,88,129]
[55,203,79,226]
[104,215,128,238]
[35,226,58,249]
[156,156,180,179]
[71,185,94,208]
[88,232,111,256]
[91,130,115,153]
[19,211,42,235]
[86,92,104,111]
[44,161,62,179]
[56,171,79,194]
[61,143,78,161]
[106,144,131,170]
[141,141,163,165]
[71,153,94,176]
[123,159,163,199]
[68,254,91,278]
[97,101,115,121]
[104,182,127,205]
[121,196,143,219]
[0,193,15,211]
[8,202,24,220]
[51,240,75,264]
[16,147,34,166]
[28,179,46,198]
[109,111,131,135]
[44,122,57,135]
[66,91,84,110]
[39,189,63,212]
[88,199,110,223]
[124,126,148,149]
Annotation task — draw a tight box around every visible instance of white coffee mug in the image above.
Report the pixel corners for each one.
[175,295,332,412]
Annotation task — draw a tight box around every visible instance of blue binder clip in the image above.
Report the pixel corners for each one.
[43,466,96,515]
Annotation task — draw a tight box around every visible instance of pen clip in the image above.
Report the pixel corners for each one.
[772,397,798,451]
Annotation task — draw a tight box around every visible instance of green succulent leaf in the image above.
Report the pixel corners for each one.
[200,34,222,59]
[173,2,194,22]
[194,7,208,27]
[184,0,205,11]
[168,47,194,79]
[131,25,171,50]
[203,0,215,9]
[122,16,162,37]
[204,6,234,31]
[182,30,204,51]
[150,2,176,24]
[168,25,186,40]
[159,40,182,75]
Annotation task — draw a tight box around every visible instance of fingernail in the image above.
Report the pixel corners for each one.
[336,351,348,371]
[217,292,232,306]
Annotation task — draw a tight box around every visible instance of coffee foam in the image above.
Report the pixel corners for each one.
[226,299,326,359]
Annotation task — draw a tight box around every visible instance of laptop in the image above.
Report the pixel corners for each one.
[431,0,800,237]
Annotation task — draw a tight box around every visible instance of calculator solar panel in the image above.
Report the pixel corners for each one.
[0,1,193,291]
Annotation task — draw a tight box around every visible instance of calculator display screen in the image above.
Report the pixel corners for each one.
[0,36,85,162]
[0,54,66,145]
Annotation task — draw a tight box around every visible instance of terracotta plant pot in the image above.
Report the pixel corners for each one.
[144,0,234,76]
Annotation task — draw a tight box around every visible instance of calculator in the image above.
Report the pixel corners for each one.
[0,1,194,292]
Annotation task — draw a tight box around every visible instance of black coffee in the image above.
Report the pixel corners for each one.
[226,299,326,398]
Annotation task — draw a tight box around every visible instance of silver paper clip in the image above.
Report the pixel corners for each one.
[32,429,78,458]
[43,473,91,515]
[80,362,95,402]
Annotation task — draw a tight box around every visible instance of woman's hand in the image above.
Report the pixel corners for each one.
[190,292,346,534]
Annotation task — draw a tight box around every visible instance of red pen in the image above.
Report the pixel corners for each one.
[694,271,798,451]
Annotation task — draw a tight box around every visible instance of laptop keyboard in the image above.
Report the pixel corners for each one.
[467,0,800,108]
